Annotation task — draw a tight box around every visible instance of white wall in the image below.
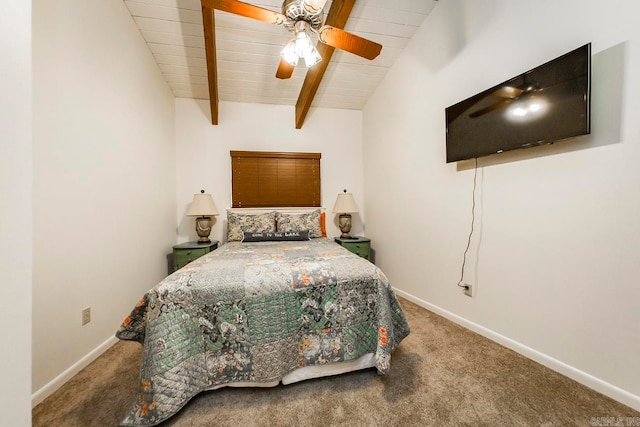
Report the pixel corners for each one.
[32,0,177,399]
[364,0,640,410]
[175,99,364,243]
[0,1,32,425]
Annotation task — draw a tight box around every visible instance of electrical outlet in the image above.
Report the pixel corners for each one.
[463,284,473,297]
[82,307,91,325]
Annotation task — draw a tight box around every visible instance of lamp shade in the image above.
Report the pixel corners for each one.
[186,191,218,217]
[332,191,359,214]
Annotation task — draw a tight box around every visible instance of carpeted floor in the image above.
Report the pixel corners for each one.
[33,297,639,426]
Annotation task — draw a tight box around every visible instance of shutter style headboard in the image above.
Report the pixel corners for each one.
[230,151,321,208]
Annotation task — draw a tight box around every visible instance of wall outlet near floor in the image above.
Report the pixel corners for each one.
[82,307,91,325]
[463,284,473,297]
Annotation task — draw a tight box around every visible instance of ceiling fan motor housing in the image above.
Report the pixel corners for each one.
[282,0,323,33]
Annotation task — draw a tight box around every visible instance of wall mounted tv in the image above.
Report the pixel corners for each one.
[445,43,591,163]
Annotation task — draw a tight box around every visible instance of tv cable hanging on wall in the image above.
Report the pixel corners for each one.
[457,158,478,295]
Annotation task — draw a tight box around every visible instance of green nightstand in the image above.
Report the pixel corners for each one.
[172,241,218,272]
[334,236,371,261]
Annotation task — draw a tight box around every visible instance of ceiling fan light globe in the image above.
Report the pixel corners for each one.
[294,32,313,57]
[303,47,322,67]
[281,40,299,66]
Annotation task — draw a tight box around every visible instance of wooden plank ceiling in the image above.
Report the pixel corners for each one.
[124,0,437,127]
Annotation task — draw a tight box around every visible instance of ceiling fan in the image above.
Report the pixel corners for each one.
[202,0,383,79]
[200,0,376,128]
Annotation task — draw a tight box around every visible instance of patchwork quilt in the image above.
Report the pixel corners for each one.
[116,238,410,426]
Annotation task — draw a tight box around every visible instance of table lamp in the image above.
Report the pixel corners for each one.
[186,190,218,243]
[332,189,359,239]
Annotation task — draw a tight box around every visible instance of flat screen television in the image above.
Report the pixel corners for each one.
[445,43,591,163]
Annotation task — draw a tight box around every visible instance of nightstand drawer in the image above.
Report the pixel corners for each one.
[174,253,203,266]
[172,241,218,272]
[175,247,208,259]
[341,242,370,258]
[334,237,371,261]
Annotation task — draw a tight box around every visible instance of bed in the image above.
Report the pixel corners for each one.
[116,209,410,426]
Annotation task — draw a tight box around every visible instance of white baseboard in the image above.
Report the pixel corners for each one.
[393,288,640,412]
[31,335,118,408]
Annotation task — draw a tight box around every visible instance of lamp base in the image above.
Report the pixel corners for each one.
[338,213,353,240]
[195,216,213,243]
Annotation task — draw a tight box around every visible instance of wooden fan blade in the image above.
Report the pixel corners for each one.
[201,0,286,25]
[469,99,513,118]
[276,59,295,79]
[317,26,382,60]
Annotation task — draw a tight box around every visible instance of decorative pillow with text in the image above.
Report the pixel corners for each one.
[242,230,310,242]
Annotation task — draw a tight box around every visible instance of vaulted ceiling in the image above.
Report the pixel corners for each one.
[124,0,437,127]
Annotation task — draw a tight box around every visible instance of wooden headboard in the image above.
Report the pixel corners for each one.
[230,151,321,208]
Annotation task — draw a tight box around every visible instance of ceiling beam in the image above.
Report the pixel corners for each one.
[295,0,356,129]
[202,5,219,125]
[295,43,335,129]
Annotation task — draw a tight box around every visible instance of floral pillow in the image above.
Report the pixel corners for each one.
[226,211,277,242]
[276,209,322,238]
